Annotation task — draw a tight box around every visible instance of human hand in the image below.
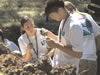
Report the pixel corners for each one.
[27,43,33,50]
[40,28,48,36]
[46,38,57,48]
[47,48,55,57]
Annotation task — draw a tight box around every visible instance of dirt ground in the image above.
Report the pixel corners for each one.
[0,43,76,75]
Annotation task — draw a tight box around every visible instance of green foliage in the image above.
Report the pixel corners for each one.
[35,16,60,35]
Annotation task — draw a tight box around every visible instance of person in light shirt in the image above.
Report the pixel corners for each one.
[44,0,100,75]
[18,16,52,63]
[0,29,20,54]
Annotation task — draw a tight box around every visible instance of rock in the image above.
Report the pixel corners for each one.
[0,44,76,75]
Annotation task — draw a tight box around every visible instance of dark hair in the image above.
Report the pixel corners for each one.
[20,16,29,27]
[45,0,64,16]
[0,29,4,41]
[20,16,29,34]
[20,16,36,34]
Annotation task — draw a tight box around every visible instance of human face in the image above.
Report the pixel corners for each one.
[49,8,67,21]
[49,12,62,21]
[22,19,35,36]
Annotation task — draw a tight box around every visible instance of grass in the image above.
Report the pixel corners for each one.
[0,0,92,28]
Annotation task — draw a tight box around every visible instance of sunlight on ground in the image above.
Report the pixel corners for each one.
[17,11,40,17]
[0,72,4,75]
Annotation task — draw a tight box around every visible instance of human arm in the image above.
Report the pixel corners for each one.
[46,39,82,58]
[47,48,55,57]
[23,43,32,61]
[40,28,57,56]
[46,24,83,58]
[40,28,58,41]
[18,38,32,61]
[46,29,59,57]
[47,31,58,41]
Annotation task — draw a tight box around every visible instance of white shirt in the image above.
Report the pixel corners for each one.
[53,13,81,73]
[4,39,20,54]
[83,14,100,37]
[18,28,48,63]
[79,13,100,60]
[53,13,100,73]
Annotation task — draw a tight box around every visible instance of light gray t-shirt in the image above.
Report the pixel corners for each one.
[4,39,20,54]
